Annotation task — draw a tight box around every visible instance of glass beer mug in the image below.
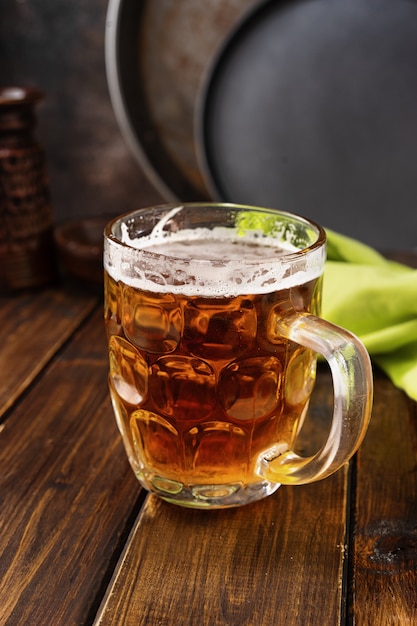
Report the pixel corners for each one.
[104,203,372,509]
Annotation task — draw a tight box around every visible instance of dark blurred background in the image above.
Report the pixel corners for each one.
[2,0,417,253]
[0,0,163,223]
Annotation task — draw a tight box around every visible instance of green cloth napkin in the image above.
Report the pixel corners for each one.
[323,230,417,401]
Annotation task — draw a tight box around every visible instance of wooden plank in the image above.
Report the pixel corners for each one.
[0,285,98,419]
[350,372,417,625]
[0,308,143,625]
[95,371,349,626]
[95,475,348,626]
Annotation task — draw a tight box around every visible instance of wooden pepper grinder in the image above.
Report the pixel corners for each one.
[0,86,57,291]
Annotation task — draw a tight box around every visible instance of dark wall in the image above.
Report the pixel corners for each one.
[0,0,163,223]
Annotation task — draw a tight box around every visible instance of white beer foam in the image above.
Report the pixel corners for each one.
[105,217,325,297]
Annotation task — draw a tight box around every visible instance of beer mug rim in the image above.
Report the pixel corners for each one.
[104,203,326,259]
[103,203,327,297]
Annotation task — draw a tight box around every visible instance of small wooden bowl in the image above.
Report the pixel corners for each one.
[54,217,110,285]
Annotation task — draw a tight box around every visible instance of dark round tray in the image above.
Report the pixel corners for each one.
[196,0,417,250]
[105,0,259,201]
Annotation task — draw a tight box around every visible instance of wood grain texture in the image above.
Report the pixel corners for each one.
[0,285,98,419]
[95,473,348,626]
[95,370,348,626]
[0,308,143,625]
[351,371,417,625]
[4,284,416,626]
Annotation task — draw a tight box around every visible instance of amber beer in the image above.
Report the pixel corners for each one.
[104,204,372,509]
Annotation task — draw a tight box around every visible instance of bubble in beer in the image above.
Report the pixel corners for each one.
[183,297,257,360]
[130,410,184,475]
[184,421,247,475]
[109,335,148,406]
[218,356,283,420]
[109,385,143,475]
[104,273,122,336]
[151,356,216,419]
[104,273,121,319]
[122,286,182,354]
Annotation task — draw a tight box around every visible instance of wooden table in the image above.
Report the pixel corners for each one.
[1,279,416,625]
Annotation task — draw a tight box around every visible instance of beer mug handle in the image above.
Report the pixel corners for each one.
[258,312,373,485]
